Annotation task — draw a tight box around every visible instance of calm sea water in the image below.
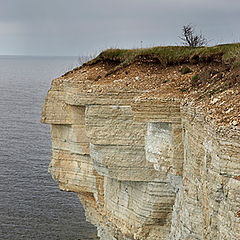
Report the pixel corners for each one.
[0,56,98,240]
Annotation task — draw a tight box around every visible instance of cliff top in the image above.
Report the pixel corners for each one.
[56,44,240,127]
[87,43,240,67]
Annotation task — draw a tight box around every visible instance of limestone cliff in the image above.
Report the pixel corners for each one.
[41,45,240,240]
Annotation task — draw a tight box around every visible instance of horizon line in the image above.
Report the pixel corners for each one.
[0,54,79,58]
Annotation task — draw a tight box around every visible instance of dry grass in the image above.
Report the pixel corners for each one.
[86,43,240,68]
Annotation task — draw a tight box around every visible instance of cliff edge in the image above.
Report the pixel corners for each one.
[41,44,240,240]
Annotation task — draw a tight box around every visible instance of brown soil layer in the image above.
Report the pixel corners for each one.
[57,57,239,127]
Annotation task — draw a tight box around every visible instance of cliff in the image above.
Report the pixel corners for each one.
[41,44,240,240]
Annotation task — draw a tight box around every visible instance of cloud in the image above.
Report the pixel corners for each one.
[0,22,26,35]
[0,0,239,55]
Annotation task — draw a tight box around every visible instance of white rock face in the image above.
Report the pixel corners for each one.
[41,76,240,240]
[146,122,183,176]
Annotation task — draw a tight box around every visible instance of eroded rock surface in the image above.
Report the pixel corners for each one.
[41,59,240,239]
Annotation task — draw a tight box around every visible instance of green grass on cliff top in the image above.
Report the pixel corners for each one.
[87,43,240,67]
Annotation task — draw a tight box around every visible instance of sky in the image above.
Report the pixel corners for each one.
[0,0,239,56]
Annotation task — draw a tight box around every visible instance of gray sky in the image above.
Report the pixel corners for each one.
[0,0,239,56]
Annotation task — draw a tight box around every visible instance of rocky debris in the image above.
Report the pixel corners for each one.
[41,56,240,240]
[59,59,240,127]
[235,210,240,218]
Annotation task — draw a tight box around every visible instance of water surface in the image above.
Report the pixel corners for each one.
[0,56,98,240]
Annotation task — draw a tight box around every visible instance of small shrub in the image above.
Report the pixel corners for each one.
[191,74,200,87]
[180,88,187,92]
[192,74,199,81]
[182,67,192,74]
[179,24,207,47]
[209,89,217,96]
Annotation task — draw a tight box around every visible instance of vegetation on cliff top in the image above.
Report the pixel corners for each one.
[86,43,240,68]
[61,43,239,127]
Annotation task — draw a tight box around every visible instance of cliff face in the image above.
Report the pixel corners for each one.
[41,47,240,240]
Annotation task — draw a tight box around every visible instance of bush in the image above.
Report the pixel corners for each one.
[182,67,192,74]
[192,74,199,80]
[179,24,207,47]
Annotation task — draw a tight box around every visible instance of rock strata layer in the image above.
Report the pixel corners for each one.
[41,62,240,240]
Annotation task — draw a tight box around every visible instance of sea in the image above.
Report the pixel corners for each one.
[0,56,98,240]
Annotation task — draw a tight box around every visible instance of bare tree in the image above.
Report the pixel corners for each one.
[179,24,207,47]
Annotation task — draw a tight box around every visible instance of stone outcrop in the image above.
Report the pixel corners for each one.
[41,60,240,239]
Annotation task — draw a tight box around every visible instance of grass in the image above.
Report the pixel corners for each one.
[62,43,240,78]
[209,89,217,96]
[180,88,187,93]
[85,43,240,68]
[182,67,192,74]
[192,74,199,81]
